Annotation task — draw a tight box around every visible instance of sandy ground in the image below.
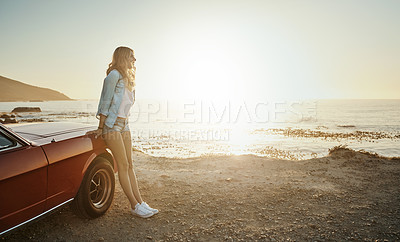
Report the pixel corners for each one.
[1,147,399,241]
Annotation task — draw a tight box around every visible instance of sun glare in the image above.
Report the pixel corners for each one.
[178,48,236,101]
[226,123,259,155]
[167,21,246,103]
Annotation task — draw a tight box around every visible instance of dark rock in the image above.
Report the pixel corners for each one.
[1,114,10,119]
[11,107,41,112]
[1,117,18,124]
[25,118,45,122]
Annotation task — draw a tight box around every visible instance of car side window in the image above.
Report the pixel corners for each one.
[0,130,20,151]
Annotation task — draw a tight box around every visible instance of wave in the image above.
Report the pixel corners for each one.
[337,125,356,128]
[252,128,400,141]
[134,145,400,161]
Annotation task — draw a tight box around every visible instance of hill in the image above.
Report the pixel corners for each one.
[0,75,71,101]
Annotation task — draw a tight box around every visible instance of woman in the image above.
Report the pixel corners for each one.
[91,46,158,218]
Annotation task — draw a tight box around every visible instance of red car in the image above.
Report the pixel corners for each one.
[0,122,117,235]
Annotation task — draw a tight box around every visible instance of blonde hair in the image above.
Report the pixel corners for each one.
[106,46,136,91]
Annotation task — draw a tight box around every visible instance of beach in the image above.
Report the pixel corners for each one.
[2,147,399,241]
[2,0,400,240]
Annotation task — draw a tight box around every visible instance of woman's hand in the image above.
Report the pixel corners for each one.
[86,128,103,138]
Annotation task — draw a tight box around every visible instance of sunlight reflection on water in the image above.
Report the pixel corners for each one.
[1,99,399,159]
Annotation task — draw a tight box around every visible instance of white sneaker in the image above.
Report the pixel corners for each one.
[131,203,154,218]
[141,202,159,214]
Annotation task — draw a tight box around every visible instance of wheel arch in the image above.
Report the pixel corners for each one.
[97,149,117,173]
[71,155,115,218]
[82,149,117,178]
[72,149,116,199]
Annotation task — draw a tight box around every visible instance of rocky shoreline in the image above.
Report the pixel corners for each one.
[0,108,45,124]
[0,108,91,124]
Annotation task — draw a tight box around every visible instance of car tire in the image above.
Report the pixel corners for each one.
[71,157,115,218]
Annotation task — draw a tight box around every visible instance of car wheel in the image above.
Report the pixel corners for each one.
[71,157,115,218]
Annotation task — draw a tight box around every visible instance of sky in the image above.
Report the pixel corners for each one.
[0,0,399,100]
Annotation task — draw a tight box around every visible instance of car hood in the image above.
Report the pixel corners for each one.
[5,122,97,145]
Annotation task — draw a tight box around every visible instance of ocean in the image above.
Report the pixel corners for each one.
[1,99,399,159]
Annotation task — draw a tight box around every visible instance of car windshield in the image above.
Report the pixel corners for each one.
[0,132,16,150]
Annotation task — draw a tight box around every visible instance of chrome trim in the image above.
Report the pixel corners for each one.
[90,168,113,209]
[16,126,92,138]
[0,198,74,236]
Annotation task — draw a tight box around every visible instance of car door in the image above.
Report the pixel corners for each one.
[41,134,95,210]
[0,127,48,234]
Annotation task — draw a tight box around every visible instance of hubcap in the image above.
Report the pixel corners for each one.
[89,169,112,208]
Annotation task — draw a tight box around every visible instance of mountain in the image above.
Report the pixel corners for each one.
[0,75,72,101]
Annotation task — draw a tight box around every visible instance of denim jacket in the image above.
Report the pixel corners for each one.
[96,69,135,128]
